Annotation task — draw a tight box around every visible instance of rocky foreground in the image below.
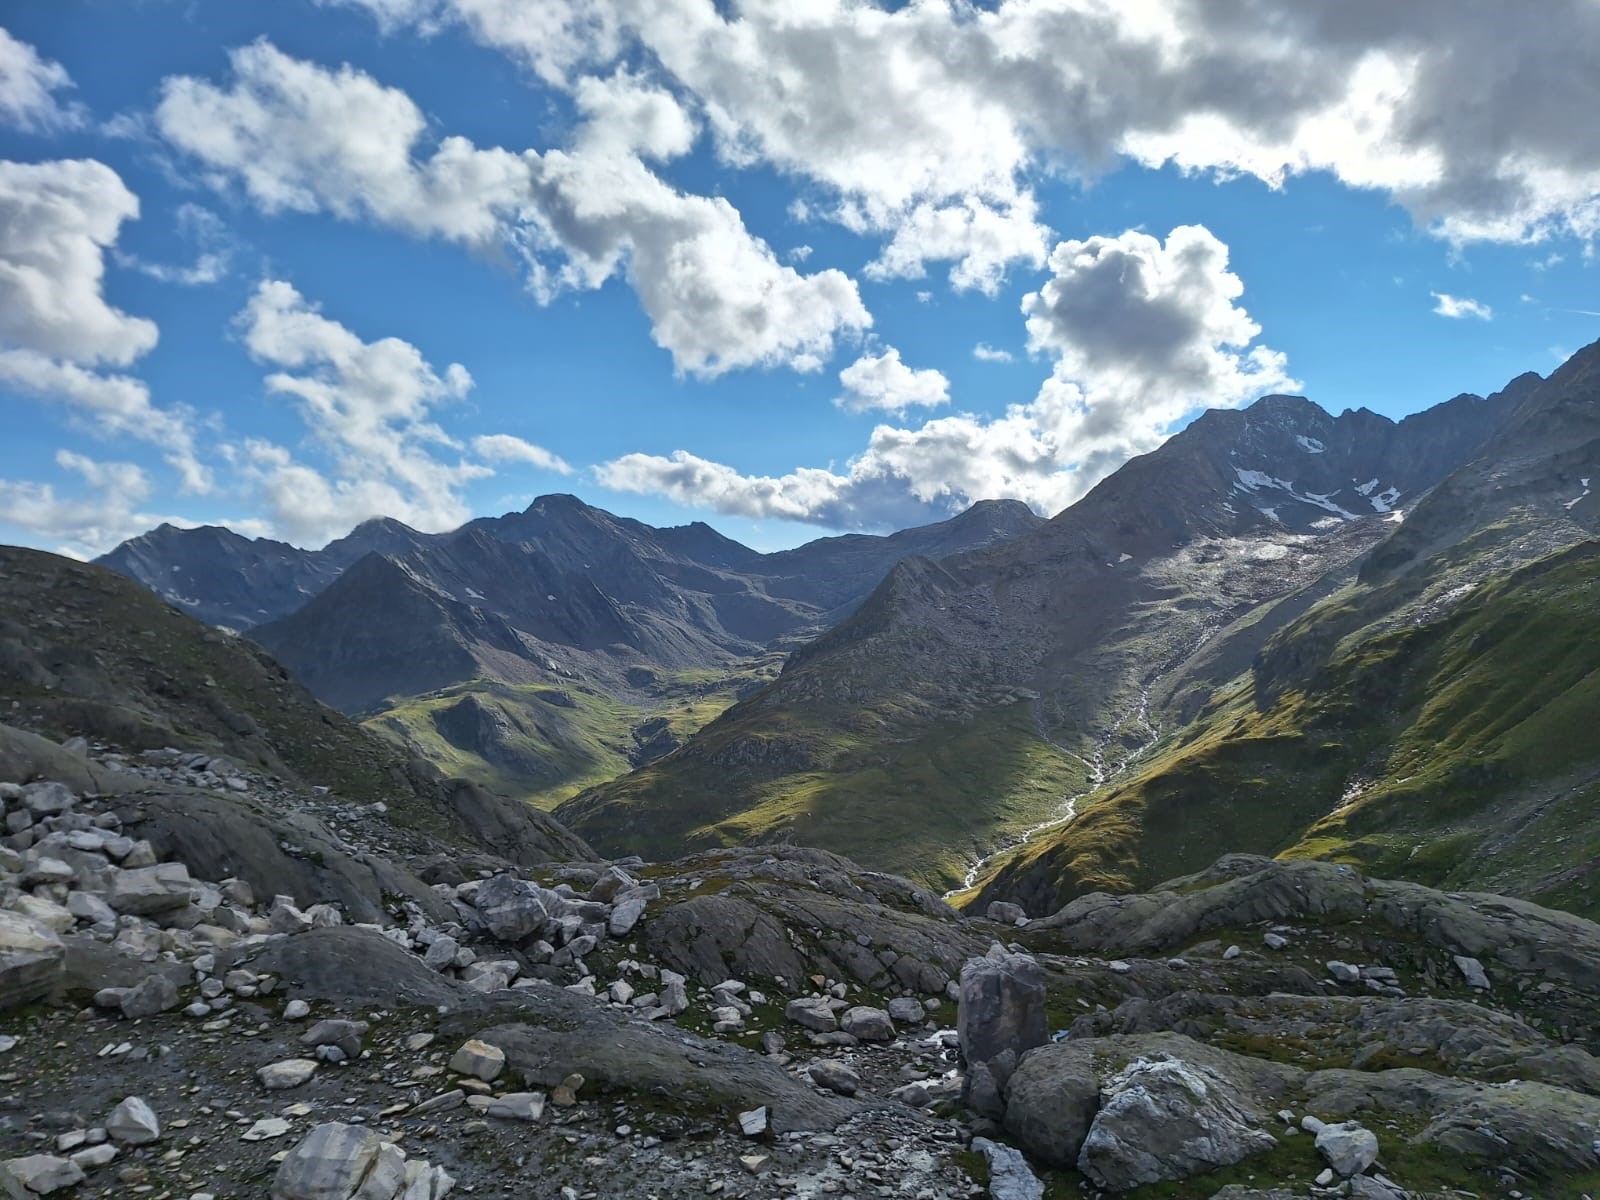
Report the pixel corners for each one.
[3,727,1600,1199]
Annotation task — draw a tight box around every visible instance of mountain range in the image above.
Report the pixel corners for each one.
[91,340,1600,921]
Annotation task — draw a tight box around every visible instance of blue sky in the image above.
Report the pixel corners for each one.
[2,1,1597,557]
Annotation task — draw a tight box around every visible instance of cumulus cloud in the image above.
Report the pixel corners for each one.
[602,224,1293,528]
[156,41,869,377]
[0,158,209,491]
[836,348,949,415]
[1431,291,1493,320]
[0,27,83,133]
[973,343,1013,363]
[0,450,169,559]
[234,279,496,545]
[471,433,571,474]
[333,0,1600,253]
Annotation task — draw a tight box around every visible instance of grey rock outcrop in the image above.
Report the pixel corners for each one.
[958,944,1046,1116]
[1077,1057,1278,1189]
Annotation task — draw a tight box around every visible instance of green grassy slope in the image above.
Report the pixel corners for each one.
[558,700,1090,890]
[365,657,783,811]
[971,540,1600,919]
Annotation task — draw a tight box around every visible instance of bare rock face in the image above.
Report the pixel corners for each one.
[0,909,64,1010]
[1077,1057,1278,1190]
[958,944,1047,1117]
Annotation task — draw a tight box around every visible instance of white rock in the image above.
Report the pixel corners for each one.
[106,1096,161,1145]
[447,1039,505,1082]
[257,1058,318,1090]
[1315,1120,1380,1177]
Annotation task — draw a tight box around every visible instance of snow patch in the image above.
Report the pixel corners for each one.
[1370,486,1402,513]
[1117,552,1133,563]
[1355,478,1380,496]
[1296,435,1326,454]
[1303,491,1358,518]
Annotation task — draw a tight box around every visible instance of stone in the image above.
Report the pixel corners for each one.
[120,973,180,1019]
[1263,932,1288,950]
[301,1019,368,1056]
[1315,1121,1380,1177]
[840,1006,895,1043]
[738,1107,768,1137]
[243,1117,293,1142]
[485,1093,544,1122]
[270,1122,381,1200]
[473,875,550,942]
[108,864,193,915]
[972,1136,1044,1200]
[881,998,922,1026]
[21,782,74,816]
[106,1096,161,1145]
[65,891,116,927]
[422,936,458,972]
[958,945,1046,1115]
[1327,960,1361,983]
[1077,1058,1277,1190]
[67,1144,115,1170]
[448,1039,506,1082]
[0,910,64,1011]
[608,896,647,937]
[0,1154,85,1194]
[258,1059,319,1090]
[1453,955,1491,990]
[785,997,839,1033]
[807,1060,860,1096]
[986,902,1028,925]
[1223,945,1241,960]
[269,897,313,936]
[284,1000,311,1020]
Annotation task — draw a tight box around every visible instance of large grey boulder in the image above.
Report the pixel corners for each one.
[0,1154,85,1195]
[108,863,193,915]
[271,1122,382,1200]
[1314,1121,1379,1176]
[958,944,1046,1115]
[1077,1057,1278,1189]
[472,875,551,942]
[0,910,64,1011]
[120,972,180,1019]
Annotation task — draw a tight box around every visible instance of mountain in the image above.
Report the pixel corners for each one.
[98,516,437,631]
[100,494,1042,807]
[558,373,1538,888]
[968,341,1600,917]
[0,543,592,865]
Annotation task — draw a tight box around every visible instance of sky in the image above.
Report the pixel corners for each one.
[1,1,1598,558]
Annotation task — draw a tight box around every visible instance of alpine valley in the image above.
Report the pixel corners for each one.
[2,343,1598,1200]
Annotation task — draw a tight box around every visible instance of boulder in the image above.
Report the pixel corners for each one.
[785,997,839,1033]
[447,1039,505,1082]
[258,1059,319,1090]
[0,1154,85,1195]
[887,997,926,1024]
[0,910,63,1011]
[484,1092,544,1122]
[1314,1121,1379,1176]
[472,875,550,942]
[106,1096,161,1145]
[1077,1057,1277,1190]
[971,1137,1044,1200]
[108,864,193,915]
[608,896,646,937]
[1453,955,1490,990]
[986,902,1028,925]
[119,973,180,1019]
[270,1122,382,1200]
[839,1006,895,1043]
[808,1060,861,1096]
[958,944,1046,1114]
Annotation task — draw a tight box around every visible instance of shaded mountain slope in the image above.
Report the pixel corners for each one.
[560,379,1526,887]
[0,544,591,863]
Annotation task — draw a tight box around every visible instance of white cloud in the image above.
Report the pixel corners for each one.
[0,450,167,559]
[0,158,209,492]
[118,204,236,286]
[1431,292,1493,320]
[471,433,571,474]
[234,279,494,545]
[836,348,949,415]
[973,342,1013,363]
[156,41,870,378]
[603,224,1294,528]
[0,27,83,133]
[336,0,1600,253]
